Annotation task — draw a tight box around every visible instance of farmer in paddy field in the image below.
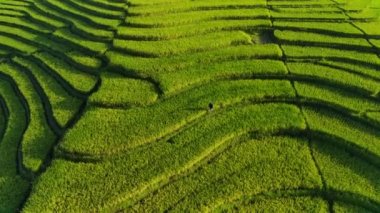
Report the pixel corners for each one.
[208,102,214,111]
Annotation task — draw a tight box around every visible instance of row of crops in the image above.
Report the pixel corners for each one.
[0,0,379,211]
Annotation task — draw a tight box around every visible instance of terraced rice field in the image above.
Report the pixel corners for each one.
[0,0,379,211]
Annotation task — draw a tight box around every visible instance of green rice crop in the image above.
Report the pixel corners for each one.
[282,45,380,67]
[32,1,114,39]
[53,28,109,54]
[33,52,98,94]
[287,62,380,95]
[64,51,103,69]
[106,44,282,76]
[13,56,83,127]
[0,2,65,28]
[88,0,126,10]
[366,112,380,124]
[311,130,380,206]
[128,0,266,15]
[131,136,321,212]
[0,34,38,54]
[0,79,26,177]
[295,81,380,113]
[217,197,328,212]
[0,0,31,6]
[333,202,371,213]
[0,25,71,53]
[90,72,158,107]
[68,0,125,19]
[157,59,287,94]
[0,63,56,172]
[0,79,30,212]
[370,39,380,49]
[273,21,363,35]
[269,0,334,6]
[0,8,24,16]
[126,9,269,27]
[317,60,380,80]
[275,30,371,47]
[346,9,379,20]
[44,0,121,29]
[118,19,270,40]
[0,15,51,33]
[23,103,306,212]
[354,21,380,35]
[271,11,347,20]
[59,80,296,156]
[113,31,253,57]
[0,177,29,212]
[305,107,380,161]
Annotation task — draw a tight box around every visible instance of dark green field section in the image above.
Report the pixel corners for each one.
[0,0,379,212]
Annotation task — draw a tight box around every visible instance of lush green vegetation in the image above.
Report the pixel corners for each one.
[0,0,379,211]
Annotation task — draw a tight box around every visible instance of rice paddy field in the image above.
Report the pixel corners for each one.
[0,0,380,212]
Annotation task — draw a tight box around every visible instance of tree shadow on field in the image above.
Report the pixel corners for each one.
[311,136,380,197]
[251,30,276,44]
